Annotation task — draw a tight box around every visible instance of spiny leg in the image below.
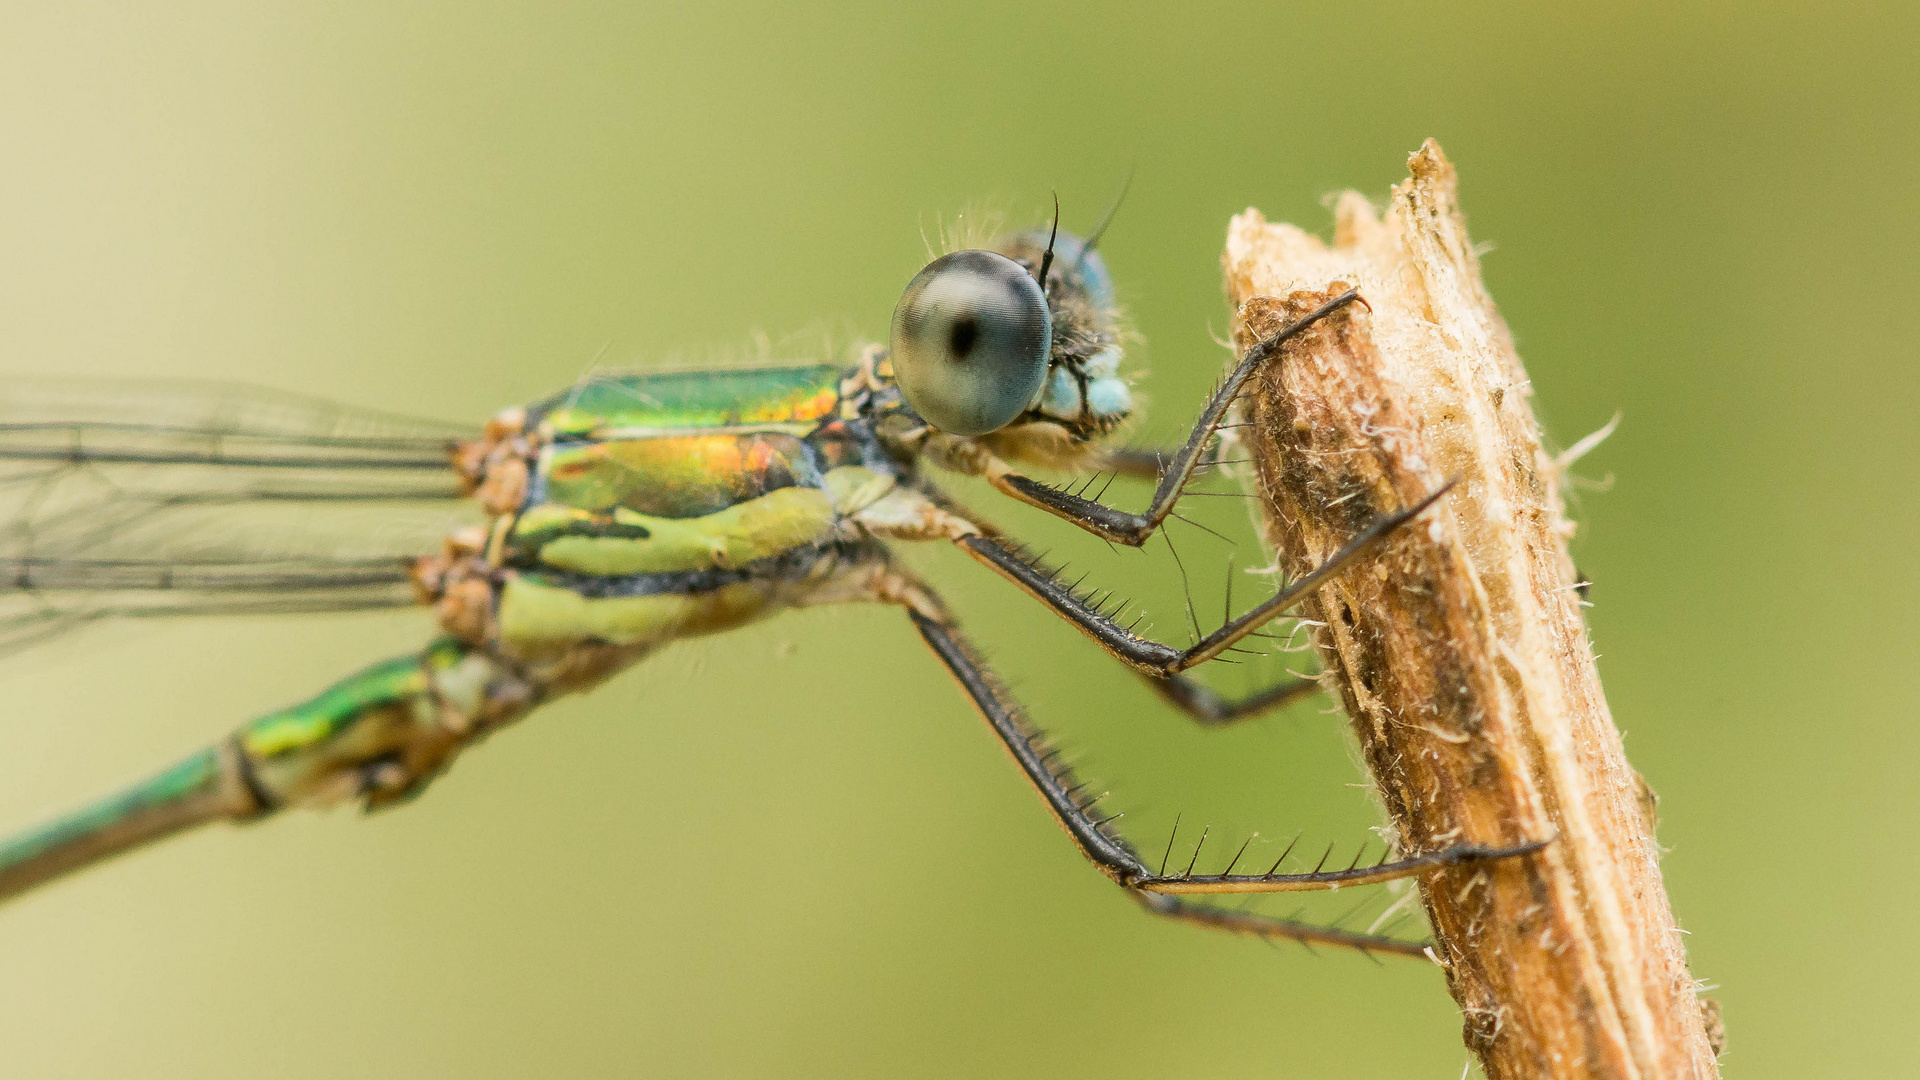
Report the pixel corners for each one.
[860,477,1416,730]
[1008,494,1421,723]
[1007,529,1331,727]
[985,289,1362,546]
[956,482,1454,679]
[892,579,1543,956]
[858,474,1431,730]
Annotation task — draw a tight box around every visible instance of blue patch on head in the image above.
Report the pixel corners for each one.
[1038,366,1083,419]
[1085,376,1131,420]
[1082,347,1121,379]
[1068,243,1116,310]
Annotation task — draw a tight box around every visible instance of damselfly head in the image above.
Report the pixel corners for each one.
[887,226,1131,444]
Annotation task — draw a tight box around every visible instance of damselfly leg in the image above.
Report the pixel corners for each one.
[869,298,1542,953]
[956,484,1452,709]
[883,570,1540,957]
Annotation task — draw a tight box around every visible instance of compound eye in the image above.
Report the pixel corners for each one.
[888,250,1052,436]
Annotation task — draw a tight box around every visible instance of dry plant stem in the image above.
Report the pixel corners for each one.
[1224,141,1719,1079]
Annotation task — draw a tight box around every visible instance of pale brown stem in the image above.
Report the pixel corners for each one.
[1223,141,1722,1079]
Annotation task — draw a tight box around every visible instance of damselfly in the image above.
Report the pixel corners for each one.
[0,211,1535,957]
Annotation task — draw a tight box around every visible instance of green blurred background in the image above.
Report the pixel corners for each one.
[1,2,1913,1076]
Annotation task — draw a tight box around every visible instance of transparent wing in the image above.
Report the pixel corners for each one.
[0,379,480,651]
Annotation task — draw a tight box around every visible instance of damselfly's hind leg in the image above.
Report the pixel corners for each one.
[979,289,1362,546]
[872,571,1544,958]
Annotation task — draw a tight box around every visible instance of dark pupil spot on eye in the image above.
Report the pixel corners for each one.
[947,315,979,361]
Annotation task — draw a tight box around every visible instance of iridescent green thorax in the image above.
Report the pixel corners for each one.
[487,364,899,653]
[539,433,821,519]
[530,365,843,439]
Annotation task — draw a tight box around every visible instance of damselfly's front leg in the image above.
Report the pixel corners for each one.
[968,289,1362,547]
[867,570,1542,958]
